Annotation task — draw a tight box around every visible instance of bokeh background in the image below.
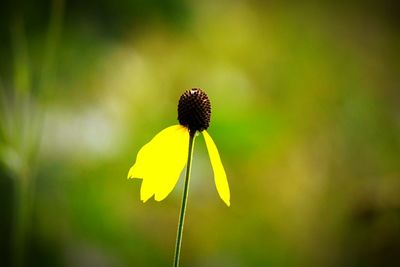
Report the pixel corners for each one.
[1,0,399,266]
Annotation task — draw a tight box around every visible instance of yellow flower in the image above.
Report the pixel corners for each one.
[127,89,230,206]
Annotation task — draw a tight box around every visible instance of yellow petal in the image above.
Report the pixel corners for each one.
[128,125,189,202]
[203,131,230,206]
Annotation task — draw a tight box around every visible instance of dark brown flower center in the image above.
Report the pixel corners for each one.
[178,88,211,133]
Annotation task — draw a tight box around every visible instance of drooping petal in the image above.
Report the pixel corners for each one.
[128,125,189,202]
[203,131,230,206]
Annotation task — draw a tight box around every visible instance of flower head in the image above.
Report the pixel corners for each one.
[128,88,230,206]
[178,89,211,132]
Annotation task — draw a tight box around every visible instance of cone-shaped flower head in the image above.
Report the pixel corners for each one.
[178,89,211,132]
[128,88,230,206]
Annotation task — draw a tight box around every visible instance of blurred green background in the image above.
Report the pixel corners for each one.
[1,0,399,266]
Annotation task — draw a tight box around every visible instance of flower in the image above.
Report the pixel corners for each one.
[127,88,230,206]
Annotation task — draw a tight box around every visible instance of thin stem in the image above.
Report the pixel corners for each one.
[173,131,196,267]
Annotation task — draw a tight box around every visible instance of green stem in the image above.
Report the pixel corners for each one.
[173,131,196,267]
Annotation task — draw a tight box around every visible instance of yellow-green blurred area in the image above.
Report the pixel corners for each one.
[1,0,399,266]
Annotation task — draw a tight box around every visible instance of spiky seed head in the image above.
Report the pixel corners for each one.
[178,88,211,133]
